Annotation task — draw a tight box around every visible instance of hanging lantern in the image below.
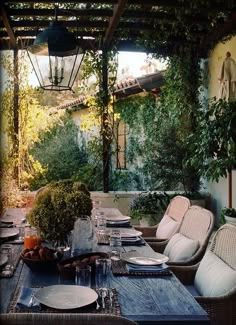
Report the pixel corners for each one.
[26,9,84,91]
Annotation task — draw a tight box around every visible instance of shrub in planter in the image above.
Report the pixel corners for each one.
[130,192,171,225]
[27,180,92,242]
[221,207,236,225]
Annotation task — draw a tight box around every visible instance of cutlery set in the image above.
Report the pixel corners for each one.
[96,288,114,310]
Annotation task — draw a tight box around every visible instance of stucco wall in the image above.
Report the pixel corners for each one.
[207,36,236,222]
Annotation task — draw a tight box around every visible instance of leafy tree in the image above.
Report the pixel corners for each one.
[30,114,88,189]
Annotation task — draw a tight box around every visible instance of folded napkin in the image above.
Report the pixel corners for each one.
[16,287,41,311]
[126,263,169,273]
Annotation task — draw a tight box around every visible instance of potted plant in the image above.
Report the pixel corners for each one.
[129,192,170,226]
[27,180,93,244]
[221,207,236,225]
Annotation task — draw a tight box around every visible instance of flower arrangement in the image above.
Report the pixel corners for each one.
[27,180,92,241]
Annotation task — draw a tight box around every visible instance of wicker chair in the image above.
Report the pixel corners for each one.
[170,224,236,325]
[0,313,139,325]
[150,205,215,266]
[135,195,190,245]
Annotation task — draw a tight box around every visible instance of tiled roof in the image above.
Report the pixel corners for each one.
[52,71,164,113]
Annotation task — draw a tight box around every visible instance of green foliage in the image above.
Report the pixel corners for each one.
[188,98,236,182]
[30,114,88,189]
[27,180,92,241]
[221,207,236,219]
[130,192,171,220]
[115,56,201,192]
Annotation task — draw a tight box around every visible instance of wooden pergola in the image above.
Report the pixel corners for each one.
[1,1,236,193]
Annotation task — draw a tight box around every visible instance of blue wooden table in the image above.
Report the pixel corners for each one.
[0,210,210,324]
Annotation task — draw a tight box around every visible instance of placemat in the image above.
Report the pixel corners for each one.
[111,259,172,276]
[97,234,146,246]
[8,286,121,316]
[0,252,21,278]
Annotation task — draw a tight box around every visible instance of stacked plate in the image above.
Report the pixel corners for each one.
[105,215,131,227]
[119,229,143,243]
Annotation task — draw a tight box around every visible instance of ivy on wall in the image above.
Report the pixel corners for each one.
[115,55,202,193]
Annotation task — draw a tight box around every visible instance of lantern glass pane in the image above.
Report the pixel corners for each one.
[27,47,84,91]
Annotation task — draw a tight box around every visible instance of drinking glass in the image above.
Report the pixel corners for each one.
[110,250,121,261]
[109,229,122,247]
[24,226,41,249]
[95,258,111,289]
[96,213,107,235]
[1,244,14,272]
[16,224,25,241]
[75,265,91,287]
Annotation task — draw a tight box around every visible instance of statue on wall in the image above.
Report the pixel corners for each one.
[218,51,236,101]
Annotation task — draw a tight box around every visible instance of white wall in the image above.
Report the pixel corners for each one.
[207,36,236,222]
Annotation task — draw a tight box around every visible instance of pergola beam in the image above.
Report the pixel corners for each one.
[104,0,127,46]
[0,6,17,48]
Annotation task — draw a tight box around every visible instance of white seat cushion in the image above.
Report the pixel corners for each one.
[163,233,199,262]
[194,250,236,297]
[156,215,180,240]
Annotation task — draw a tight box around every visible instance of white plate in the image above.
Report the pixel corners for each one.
[34,285,98,310]
[107,220,130,225]
[122,252,169,265]
[1,215,25,224]
[0,254,8,268]
[0,228,19,239]
[121,237,140,242]
[120,229,142,238]
[106,215,131,222]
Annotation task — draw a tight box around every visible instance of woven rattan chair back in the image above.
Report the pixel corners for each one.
[165,195,190,222]
[0,313,139,325]
[209,223,236,270]
[180,205,215,245]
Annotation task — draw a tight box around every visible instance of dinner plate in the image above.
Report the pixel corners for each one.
[106,215,131,222]
[106,220,130,225]
[121,237,140,242]
[34,285,98,309]
[0,254,8,268]
[1,215,25,224]
[122,251,169,265]
[0,228,19,239]
[120,229,142,238]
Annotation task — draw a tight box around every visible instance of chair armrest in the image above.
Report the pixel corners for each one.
[144,237,164,242]
[169,264,199,285]
[134,225,158,237]
[149,239,169,253]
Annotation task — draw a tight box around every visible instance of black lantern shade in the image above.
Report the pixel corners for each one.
[27,20,84,91]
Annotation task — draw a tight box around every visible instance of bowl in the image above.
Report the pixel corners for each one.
[21,246,63,272]
[57,252,109,279]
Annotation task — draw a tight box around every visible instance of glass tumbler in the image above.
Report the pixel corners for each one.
[95,258,111,289]
[109,229,122,247]
[24,226,41,249]
[75,264,92,287]
[0,244,14,272]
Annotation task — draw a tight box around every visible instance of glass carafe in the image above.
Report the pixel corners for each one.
[71,215,93,256]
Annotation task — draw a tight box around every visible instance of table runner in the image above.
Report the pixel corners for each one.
[111,259,172,276]
[8,286,121,316]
